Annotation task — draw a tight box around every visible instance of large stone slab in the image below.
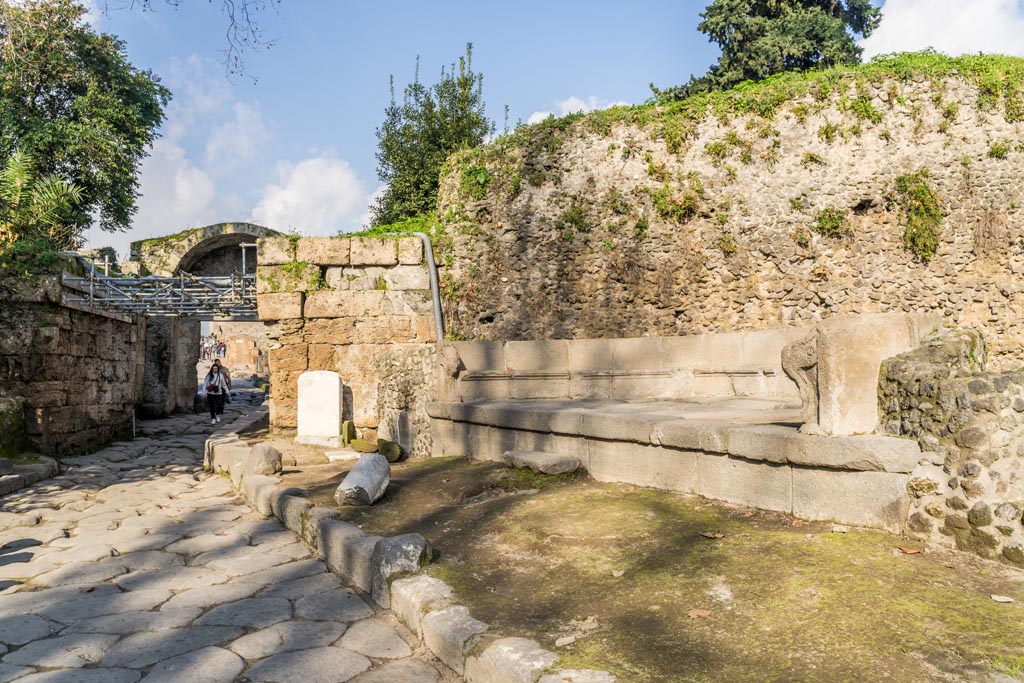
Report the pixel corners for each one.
[815,313,941,436]
[138,646,244,683]
[296,371,344,447]
[245,646,371,683]
[502,450,580,475]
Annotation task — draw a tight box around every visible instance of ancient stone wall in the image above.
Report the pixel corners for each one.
[212,321,269,374]
[0,276,146,456]
[256,235,437,456]
[436,69,1024,369]
[141,317,200,418]
[880,328,1024,566]
[128,222,277,276]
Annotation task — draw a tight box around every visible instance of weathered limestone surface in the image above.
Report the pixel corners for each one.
[0,292,146,456]
[0,394,448,682]
[881,327,1024,567]
[129,222,278,276]
[141,316,201,419]
[434,74,1024,373]
[335,454,391,507]
[256,236,437,456]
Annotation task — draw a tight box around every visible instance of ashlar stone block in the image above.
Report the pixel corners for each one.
[296,370,343,447]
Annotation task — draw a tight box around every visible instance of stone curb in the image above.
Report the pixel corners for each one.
[204,415,615,683]
[0,456,59,496]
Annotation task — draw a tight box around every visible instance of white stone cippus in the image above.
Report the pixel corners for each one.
[295,370,344,447]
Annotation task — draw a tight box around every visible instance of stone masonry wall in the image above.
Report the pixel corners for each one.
[256,235,437,456]
[141,317,201,418]
[436,72,1024,369]
[0,276,146,456]
[879,328,1024,566]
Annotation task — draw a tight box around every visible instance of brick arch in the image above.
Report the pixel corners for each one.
[129,222,280,277]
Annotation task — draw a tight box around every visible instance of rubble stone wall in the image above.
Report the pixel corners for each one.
[256,235,438,456]
[880,328,1024,566]
[0,277,146,456]
[436,72,1024,368]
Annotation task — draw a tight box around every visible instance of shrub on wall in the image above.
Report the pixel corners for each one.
[893,170,943,263]
[814,207,849,238]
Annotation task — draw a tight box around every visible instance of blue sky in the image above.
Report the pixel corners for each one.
[81,0,1024,259]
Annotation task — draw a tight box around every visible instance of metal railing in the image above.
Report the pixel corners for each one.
[61,270,258,320]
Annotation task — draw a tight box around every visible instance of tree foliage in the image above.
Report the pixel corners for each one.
[654,0,881,102]
[0,151,84,251]
[372,43,493,226]
[0,0,170,239]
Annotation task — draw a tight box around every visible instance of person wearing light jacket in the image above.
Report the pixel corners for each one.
[203,364,230,425]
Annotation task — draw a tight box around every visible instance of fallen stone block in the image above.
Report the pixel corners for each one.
[377,439,402,463]
[502,450,580,475]
[334,453,390,506]
[246,443,283,477]
[324,450,360,463]
[464,637,559,683]
[350,439,378,454]
[422,606,488,676]
[370,533,432,608]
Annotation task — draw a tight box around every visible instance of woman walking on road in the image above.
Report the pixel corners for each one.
[203,363,230,425]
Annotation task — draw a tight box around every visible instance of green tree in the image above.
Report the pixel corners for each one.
[0,0,170,238]
[654,0,881,102]
[372,43,494,226]
[0,151,84,251]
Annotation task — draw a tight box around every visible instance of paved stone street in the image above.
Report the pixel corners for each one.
[0,391,452,683]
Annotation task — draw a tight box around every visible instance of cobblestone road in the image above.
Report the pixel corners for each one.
[0,393,451,683]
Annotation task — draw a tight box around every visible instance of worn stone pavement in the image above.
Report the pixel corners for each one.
[0,390,454,683]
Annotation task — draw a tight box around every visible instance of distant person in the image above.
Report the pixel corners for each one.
[203,363,230,424]
[213,358,233,403]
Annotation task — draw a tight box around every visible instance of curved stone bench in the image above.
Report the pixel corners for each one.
[428,397,922,532]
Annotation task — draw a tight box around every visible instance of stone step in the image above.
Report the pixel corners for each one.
[502,450,580,475]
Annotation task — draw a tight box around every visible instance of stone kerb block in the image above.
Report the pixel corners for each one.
[816,313,942,436]
[350,237,398,266]
[390,576,455,639]
[464,637,559,683]
[370,533,431,608]
[295,370,343,446]
[256,292,304,321]
[296,237,350,266]
[422,606,488,676]
[257,237,294,266]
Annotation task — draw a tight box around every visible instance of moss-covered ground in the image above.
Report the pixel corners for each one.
[251,439,1024,683]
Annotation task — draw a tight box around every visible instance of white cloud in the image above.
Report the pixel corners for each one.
[527,95,630,125]
[205,102,270,169]
[860,0,1024,59]
[249,157,370,235]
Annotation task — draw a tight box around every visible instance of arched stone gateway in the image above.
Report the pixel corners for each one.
[127,222,279,277]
